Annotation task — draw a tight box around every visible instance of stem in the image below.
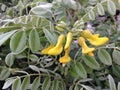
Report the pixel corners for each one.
[74,48,82,61]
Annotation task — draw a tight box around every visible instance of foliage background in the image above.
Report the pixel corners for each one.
[0,0,120,90]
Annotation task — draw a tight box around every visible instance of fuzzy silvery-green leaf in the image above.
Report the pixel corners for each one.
[112,65,120,78]
[98,49,112,65]
[15,0,24,10]
[75,63,87,78]
[51,79,59,90]
[30,3,52,18]
[81,84,95,90]
[31,77,40,90]
[84,55,100,70]
[108,75,116,90]
[21,76,30,90]
[118,82,120,90]
[42,77,51,90]
[5,53,15,67]
[0,69,11,80]
[0,26,20,32]
[10,30,27,54]
[12,77,21,90]
[74,84,79,90]
[70,65,79,78]
[112,49,120,65]
[59,81,66,90]
[29,29,41,53]
[29,54,39,62]
[107,0,116,15]
[43,28,57,45]
[29,65,39,72]
[97,3,105,15]
[88,10,95,20]
[67,0,77,10]
[2,78,15,89]
[0,30,16,46]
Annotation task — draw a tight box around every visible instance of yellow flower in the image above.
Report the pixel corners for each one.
[88,52,94,56]
[41,45,54,54]
[81,29,93,38]
[78,37,95,55]
[48,34,65,55]
[92,34,99,38]
[64,32,72,50]
[59,47,71,66]
[87,35,109,46]
[82,29,109,46]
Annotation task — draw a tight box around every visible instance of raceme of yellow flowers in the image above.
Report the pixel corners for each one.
[41,32,72,66]
[41,30,109,66]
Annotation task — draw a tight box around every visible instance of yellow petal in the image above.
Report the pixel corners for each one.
[92,34,99,38]
[81,30,93,38]
[59,51,71,64]
[56,34,65,47]
[78,37,95,54]
[41,45,54,54]
[48,34,65,55]
[64,32,72,50]
[59,47,71,67]
[48,45,63,55]
[87,36,109,46]
[88,52,94,56]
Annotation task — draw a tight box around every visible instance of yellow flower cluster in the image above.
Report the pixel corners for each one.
[41,29,109,66]
[78,30,109,56]
[41,32,72,66]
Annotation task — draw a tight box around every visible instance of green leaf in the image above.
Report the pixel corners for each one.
[42,77,51,90]
[51,79,59,90]
[88,10,95,20]
[108,75,116,90]
[0,30,16,46]
[70,65,79,78]
[15,0,24,10]
[74,84,79,90]
[69,85,74,90]
[112,65,120,78]
[97,3,105,15]
[31,77,40,90]
[75,63,87,78]
[15,52,27,59]
[84,55,100,70]
[12,77,21,90]
[29,54,39,62]
[31,3,52,18]
[107,0,116,15]
[29,65,39,72]
[2,78,15,89]
[67,0,77,10]
[112,49,120,65]
[81,84,95,90]
[21,76,30,90]
[0,26,21,32]
[98,49,112,65]
[0,69,11,80]
[5,53,15,67]
[10,30,27,54]
[43,28,57,45]
[59,80,66,90]
[118,82,120,90]
[29,29,41,53]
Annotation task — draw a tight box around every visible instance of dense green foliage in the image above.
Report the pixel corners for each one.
[0,0,120,90]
